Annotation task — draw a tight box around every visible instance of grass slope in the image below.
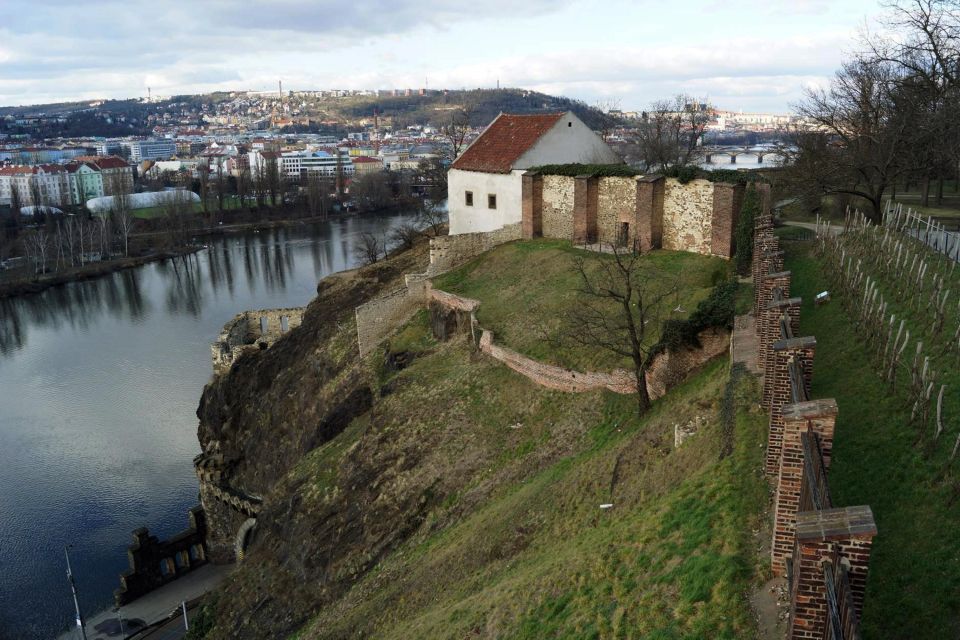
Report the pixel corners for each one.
[285,309,768,639]
[432,239,729,371]
[784,238,960,639]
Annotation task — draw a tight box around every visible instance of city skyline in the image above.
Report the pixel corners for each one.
[1,0,882,112]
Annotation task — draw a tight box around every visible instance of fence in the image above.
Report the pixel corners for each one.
[884,200,960,262]
[753,210,877,640]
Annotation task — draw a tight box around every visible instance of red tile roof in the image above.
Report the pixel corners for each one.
[352,156,381,163]
[451,112,564,174]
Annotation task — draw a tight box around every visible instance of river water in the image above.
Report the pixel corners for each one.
[0,211,419,639]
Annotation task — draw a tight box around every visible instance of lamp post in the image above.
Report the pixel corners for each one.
[113,606,125,638]
[64,545,88,640]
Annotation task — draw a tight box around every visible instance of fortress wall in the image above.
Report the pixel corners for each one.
[662,178,715,255]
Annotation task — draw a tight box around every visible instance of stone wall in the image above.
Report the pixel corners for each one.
[211,307,305,375]
[428,222,522,274]
[644,328,731,399]
[662,178,714,254]
[428,287,730,400]
[597,176,637,245]
[114,506,208,605]
[355,278,432,357]
[541,174,575,239]
[478,329,637,393]
[529,173,741,258]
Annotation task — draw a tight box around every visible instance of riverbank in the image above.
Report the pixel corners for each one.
[0,246,202,299]
[1,207,417,299]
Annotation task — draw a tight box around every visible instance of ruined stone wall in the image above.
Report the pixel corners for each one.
[597,176,637,246]
[478,329,637,393]
[541,175,575,239]
[355,281,432,357]
[428,223,522,274]
[114,507,208,605]
[211,307,305,375]
[644,328,731,399]
[662,178,714,254]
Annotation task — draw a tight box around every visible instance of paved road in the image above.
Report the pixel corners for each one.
[56,564,231,640]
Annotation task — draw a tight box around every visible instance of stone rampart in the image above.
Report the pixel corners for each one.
[355,276,434,357]
[428,223,522,274]
[114,506,208,606]
[644,328,731,398]
[662,178,714,255]
[527,173,742,258]
[211,307,304,375]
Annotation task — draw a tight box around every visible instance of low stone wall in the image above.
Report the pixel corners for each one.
[429,287,730,399]
[662,178,714,255]
[645,328,731,399]
[211,307,304,375]
[428,223,522,274]
[478,329,637,393]
[114,506,208,606]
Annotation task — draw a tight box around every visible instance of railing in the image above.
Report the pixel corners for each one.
[884,201,960,262]
[800,432,831,511]
[824,560,863,640]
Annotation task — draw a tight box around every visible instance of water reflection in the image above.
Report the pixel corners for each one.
[0,211,419,639]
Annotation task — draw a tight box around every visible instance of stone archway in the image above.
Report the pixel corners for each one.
[234,518,257,562]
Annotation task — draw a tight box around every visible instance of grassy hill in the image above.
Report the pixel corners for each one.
[191,238,768,639]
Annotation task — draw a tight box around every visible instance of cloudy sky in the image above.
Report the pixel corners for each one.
[0,0,883,112]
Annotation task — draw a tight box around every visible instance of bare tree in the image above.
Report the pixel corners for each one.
[564,244,679,413]
[108,172,135,257]
[441,102,474,159]
[416,199,447,237]
[352,231,382,265]
[24,228,51,274]
[785,57,913,222]
[351,172,392,211]
[389,222,419,251]
[635,94,709,172]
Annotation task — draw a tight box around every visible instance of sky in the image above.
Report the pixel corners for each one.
[0,0,885,113]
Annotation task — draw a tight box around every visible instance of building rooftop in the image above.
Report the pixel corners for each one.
[451,112,564,174]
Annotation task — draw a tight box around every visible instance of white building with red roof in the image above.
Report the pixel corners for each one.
[447,111,619,234]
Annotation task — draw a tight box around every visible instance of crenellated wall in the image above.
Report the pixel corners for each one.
[114,507,208,606]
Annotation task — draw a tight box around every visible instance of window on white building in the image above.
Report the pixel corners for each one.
[465,191,473,207]
[487,194,497,210]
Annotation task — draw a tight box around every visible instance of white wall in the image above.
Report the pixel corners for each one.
[447,169,524,234]
[515,112,621,168]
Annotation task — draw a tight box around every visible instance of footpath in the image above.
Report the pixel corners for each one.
[56,564,230,640]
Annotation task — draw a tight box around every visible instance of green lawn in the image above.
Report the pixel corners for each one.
[432,239,730,371]
[130,195,252,219]
[785,240,960,639]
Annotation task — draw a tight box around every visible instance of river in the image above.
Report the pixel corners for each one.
[0,211,420,639]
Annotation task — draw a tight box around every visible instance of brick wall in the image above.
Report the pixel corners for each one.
[521,171,543,239]
[710,182,744,258]
[635,175,665,252]
[748,218,878,639]
[573,175,599,244]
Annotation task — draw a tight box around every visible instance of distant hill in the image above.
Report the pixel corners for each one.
[0,88,621,138]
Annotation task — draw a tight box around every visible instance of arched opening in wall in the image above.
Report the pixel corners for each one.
[280,315,289,332]
[234,518,257,562]
[189,544,205,563]
[174,549,190,570]
[259,316,269,335]
[158,557,175,577]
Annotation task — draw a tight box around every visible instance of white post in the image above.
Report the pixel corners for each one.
[182,600,189,631]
